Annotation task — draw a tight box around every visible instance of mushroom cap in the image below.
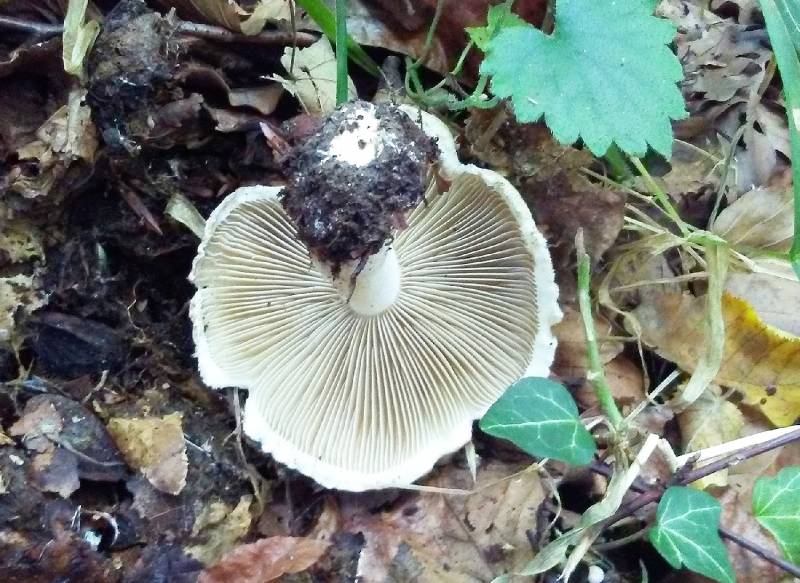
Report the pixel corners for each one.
[190,108,561,491]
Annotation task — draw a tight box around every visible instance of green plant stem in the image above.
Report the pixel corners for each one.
[294,0,379,75]
[630,157,690,237]
[334,0,348,105]
[576,231,625,431]
[759,0,800,280]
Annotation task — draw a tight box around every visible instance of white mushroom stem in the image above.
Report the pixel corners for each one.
[313,244,401,316]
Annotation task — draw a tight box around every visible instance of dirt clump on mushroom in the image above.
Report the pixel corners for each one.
[281,101,439,271]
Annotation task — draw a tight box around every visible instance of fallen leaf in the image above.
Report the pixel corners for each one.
[198,536,330,583]
[725,259,800,336]
[155,0,292,34]
[552,307,623,379]
[276,37,356,115]
[575,355,645,414]
[677,386,745,489]
[187,495,253,566]
[341,459,546,581]
[29,448,80,498]
[712,187,794,252]
[9,399,64,450]
[635,292,800,426]
[107,412,188,495]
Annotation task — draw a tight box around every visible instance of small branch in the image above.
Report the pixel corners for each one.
[587,427,800,578]
[0,15,316,47]
[719,527,800,578]
[176,22,316,46]
[0,15,62,37]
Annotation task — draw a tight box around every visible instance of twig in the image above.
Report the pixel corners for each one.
[718,527,800,578]
[0,15,317,47]
[0,15,62,37]
[587,427,800,578]
[176,22,316,46]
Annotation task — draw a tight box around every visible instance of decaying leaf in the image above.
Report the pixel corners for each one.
[29,447,80,498]
[552,307,623,379]
[340,460,546,581]
[155,0,292,34]
[198,536,330,583]
[677,386,745,489]
[725,259,800,336]
[276,37,356,115]
[635,292,800,426]
[107,412,188,495]
[712,187,794,252]
[186,495,253,566]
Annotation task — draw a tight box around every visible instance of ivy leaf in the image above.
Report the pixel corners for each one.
[466,0,526,52]
[649,487,734,583]
[753,466,800,563]
[481,0,687,157]
[479,377,596,466]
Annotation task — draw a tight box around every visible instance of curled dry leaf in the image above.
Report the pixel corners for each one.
[186,495,253,566]
[276,37,356,115]
[198,536,331,583]
[677,386,745,489]
[635,292,800,426]
[155,0,292,34]
[107,412,188,495]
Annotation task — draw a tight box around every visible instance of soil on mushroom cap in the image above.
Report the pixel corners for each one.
[281,101,439,271]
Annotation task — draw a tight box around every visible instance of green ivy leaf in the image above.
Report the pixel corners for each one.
[649,487,734,583]
[466,0,526,52]
[481,0,687,157]
[753,466,800,563]
[479,377,596,465]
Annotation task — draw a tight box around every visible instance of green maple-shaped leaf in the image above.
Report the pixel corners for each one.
[466,0,526,52]
[753,466,800,563]
[649,487,734,583]
[479,377,596,466]
[481,0,687,157]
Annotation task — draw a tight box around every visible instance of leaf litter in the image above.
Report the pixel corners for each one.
[1,0,800,581]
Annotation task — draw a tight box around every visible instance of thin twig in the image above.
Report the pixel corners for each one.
[0,15,62,36]
[589,455,800,578]
[176,22,316,46]
[0,15,317,46]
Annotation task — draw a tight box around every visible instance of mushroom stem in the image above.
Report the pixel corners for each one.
[314,245,401,316]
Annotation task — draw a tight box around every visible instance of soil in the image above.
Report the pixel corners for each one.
[281,101,439,270]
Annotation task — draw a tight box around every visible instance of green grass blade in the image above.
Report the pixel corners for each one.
[335,0,348,105]
[294,0,380,76]
[760,0,800,279]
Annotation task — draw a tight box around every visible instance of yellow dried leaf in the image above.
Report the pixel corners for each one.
[107,412,188,495]
[187,495,253,566]
[712,187,793,252]
[635,292,800,426]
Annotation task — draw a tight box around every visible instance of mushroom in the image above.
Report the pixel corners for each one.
[190,102,561,491]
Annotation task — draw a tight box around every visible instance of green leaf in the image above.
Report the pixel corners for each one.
[466,0,526,52]
[481,0,687,157]
[776,0,800,53]
[479,377,596,465]
[649,487,734,583]
[753,466,800,563]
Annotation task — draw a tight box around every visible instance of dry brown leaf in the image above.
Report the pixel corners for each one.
[9,400,63,448]
[187,495,254,566]
[107,412,188,495]
[576,355,645,414]
[198,536,330,583]
[725,260,800,337]
[155,0,292,34]
[552,307,623,380]
[30,448,80,498]
[340,459,546,581]
[712,187,794,252]
[677,386,744,489]
[635,292,800,426]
